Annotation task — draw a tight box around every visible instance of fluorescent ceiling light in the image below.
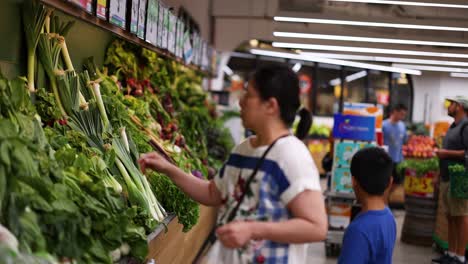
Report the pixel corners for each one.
[328,0,468,9]
[273,32,468,48]
[273,17,468,32]
[249,49,421,75]
[292,63,302,72]
[450,73,468,78]
[330,70,367,86]
[273,42,468,59]
[300,52,468,67]
[392,63,468,73]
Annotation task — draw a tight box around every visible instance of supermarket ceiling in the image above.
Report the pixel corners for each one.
[208,0,468,66]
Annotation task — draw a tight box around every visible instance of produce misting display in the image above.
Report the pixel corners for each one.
[0,1,232,263]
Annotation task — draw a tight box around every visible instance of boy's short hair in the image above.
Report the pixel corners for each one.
[350,147,393,195]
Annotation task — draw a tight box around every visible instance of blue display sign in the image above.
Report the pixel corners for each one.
[333,114,376,141]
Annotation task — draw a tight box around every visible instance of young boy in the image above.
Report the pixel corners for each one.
[338,147,397,264]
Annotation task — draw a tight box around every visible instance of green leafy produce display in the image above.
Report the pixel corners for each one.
[0,74,147,263]
[407,122,430,136]
[396,158,439,178]
[449,163,468,199]
[0,1,233,263]
[103,39,234,170]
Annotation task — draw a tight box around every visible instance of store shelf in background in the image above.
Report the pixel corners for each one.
[147,205,217,263]
[39,0,212,77]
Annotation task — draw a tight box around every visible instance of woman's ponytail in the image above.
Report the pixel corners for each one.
[295,108,313,140]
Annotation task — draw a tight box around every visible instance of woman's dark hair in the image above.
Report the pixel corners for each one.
[251,64,312,139]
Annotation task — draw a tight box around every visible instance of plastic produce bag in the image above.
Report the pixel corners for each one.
[449,162,468,199]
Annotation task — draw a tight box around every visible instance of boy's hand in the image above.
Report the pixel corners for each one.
[216,221,254,249]
[138,152,173,174]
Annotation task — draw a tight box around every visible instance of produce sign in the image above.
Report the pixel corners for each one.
[343,102,383,129]
[402,135,437,158]
[404,170,436,198]
[333,114,376,142]
[398,158,439,198]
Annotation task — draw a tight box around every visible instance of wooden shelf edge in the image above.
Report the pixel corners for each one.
[147,205,218,264]
[39,0,212,77]
[147,214,176,242]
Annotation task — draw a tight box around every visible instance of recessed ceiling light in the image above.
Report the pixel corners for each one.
[273,16,468,32]
[328,0,468,9]
[249,49,421,75]
[272,42,468,59]
[273,32,468,48]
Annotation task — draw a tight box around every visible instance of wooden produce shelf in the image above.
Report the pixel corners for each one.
[147,205,217,264]
[39,0,212,77]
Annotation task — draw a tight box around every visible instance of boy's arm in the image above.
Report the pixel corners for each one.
[338,227,370,264]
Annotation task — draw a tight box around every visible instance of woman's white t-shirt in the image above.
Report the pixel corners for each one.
[207,135,321,264]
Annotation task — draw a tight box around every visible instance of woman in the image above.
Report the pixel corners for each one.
[139,64,327,263]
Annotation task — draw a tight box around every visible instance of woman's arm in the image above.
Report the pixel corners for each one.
[216,190,327,248]
[139,152,223,206]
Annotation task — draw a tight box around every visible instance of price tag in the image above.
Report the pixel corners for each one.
[168,13,177,54]
[183,30,193,64]
[145,0,158,45]
[130,0,139,34]
[157,2,164,47]
[161,7,169,49]
[404,174,434,197]
[109,0,127,28]
[96,0,107,19]
[137,0,148,39]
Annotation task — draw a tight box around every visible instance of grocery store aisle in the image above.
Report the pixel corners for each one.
[307,209,439,263]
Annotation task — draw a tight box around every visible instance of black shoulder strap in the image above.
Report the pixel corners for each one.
[193,134,289,263]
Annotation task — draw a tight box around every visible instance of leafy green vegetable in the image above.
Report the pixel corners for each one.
[449,163,468,199]
[0,73,150,263]
[397,158,439,178]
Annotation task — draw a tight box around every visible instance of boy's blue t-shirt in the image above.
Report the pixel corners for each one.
[338,207,396,264]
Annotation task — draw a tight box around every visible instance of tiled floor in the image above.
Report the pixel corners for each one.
[307,209,439,263]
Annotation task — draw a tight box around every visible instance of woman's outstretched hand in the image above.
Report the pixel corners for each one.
[138,152,173,174]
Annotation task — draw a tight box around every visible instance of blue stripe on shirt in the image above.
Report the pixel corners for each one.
[222,153,290,194]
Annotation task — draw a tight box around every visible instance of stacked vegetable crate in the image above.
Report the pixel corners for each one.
[398,158,438,246]
[0,1,232,263]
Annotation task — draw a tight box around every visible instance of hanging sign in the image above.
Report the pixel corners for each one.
[333,114,376,141]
